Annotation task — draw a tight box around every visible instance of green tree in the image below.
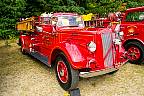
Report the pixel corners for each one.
[0,0,144,41]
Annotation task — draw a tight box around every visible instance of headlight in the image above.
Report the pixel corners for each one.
[113,39,121,45]
[117,31,124,40]
[87,41,96,52]
[119,31,124,36]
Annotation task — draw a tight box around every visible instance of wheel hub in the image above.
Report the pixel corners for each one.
[130,52,136,56]
[128,47,140,60]
[57,61,68,83]
[60,70,64,77]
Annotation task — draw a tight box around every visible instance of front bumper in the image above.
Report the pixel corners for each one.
[79,67,118,78]
[79,62,126,78]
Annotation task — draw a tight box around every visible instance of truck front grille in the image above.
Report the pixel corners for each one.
[102,32,113,67]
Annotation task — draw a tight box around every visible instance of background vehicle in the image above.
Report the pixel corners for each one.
[82,13,110,28]
[16,12,127,91]
[120,6,144,64]
[82,7,144,64]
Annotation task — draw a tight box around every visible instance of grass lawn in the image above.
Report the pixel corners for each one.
[0,40,144,96]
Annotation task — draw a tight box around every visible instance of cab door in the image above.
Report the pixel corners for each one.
[31,26,43,53]
[41,25,55,56]
[121,11,144,40]
[41,17,58,56]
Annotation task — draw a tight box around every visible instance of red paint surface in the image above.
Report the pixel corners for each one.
[121,6,144,45]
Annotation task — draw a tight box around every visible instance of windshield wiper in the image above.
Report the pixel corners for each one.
[67,25,79,27]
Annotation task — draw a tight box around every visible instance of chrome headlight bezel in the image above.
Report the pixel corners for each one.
[118,31,124,36]
[87,41,96,52]
[113,38,122,45]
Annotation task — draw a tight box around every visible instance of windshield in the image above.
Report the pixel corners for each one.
[126,11,144,22]
[57,15,84,27]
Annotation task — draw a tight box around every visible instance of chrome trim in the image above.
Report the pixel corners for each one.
[124,38,144,45]
[79,62,126,78]
[79,68,118,78]
[102,32,113,67]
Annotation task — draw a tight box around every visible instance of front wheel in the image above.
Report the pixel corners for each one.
[55,54,79,91]
[124,42,144,64]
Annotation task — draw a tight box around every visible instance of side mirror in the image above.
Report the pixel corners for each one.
[139,14,144,21]
[36,26,43,32]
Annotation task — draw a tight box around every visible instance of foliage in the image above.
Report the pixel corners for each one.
[0,0,144,39]
[0,0,26,40]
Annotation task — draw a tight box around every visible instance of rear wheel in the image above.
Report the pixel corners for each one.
[55,53,79,91]
[124,42,144,64]
[21,44,27,55]
[17,38,22,46]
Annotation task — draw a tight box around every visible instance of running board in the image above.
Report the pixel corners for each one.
[30,52,48,65]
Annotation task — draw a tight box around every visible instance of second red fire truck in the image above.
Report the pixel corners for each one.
[82,6,144,64]
[120,6,144,64]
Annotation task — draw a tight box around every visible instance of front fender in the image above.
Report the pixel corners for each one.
[50,42,88,69]
[65,43,85,62]
[123,38,144,47]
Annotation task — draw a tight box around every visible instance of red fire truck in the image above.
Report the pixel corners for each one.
[82,7,144,64]
[17,12,127,90]
[120,6,144,64]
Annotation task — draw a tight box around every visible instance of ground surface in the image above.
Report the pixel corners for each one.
[0,40,144,96]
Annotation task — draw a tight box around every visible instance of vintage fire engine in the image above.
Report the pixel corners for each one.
[17,12,127,90]
[120,6,144,64]
[82,7,144,64]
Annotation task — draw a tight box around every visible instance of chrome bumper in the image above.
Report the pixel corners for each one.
[79,68,118,78]
[79,61,127,78]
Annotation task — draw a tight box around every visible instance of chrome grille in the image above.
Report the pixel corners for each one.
[102,32,113,67]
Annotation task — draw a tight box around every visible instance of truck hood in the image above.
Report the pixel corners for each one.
[57,27,110,35]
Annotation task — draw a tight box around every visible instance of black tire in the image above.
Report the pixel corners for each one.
[124,41,144,64]
[107,70,118,75]
[55,53,79,91]
[17,38,22,46]
[21,45,27,55]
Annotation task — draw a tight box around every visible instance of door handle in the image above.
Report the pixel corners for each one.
[45,32,51,34]
[31,38,35,40]
[120,27,125,29]
[44,36,49,38]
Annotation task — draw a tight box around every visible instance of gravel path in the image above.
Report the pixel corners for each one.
[0,40,144,96]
